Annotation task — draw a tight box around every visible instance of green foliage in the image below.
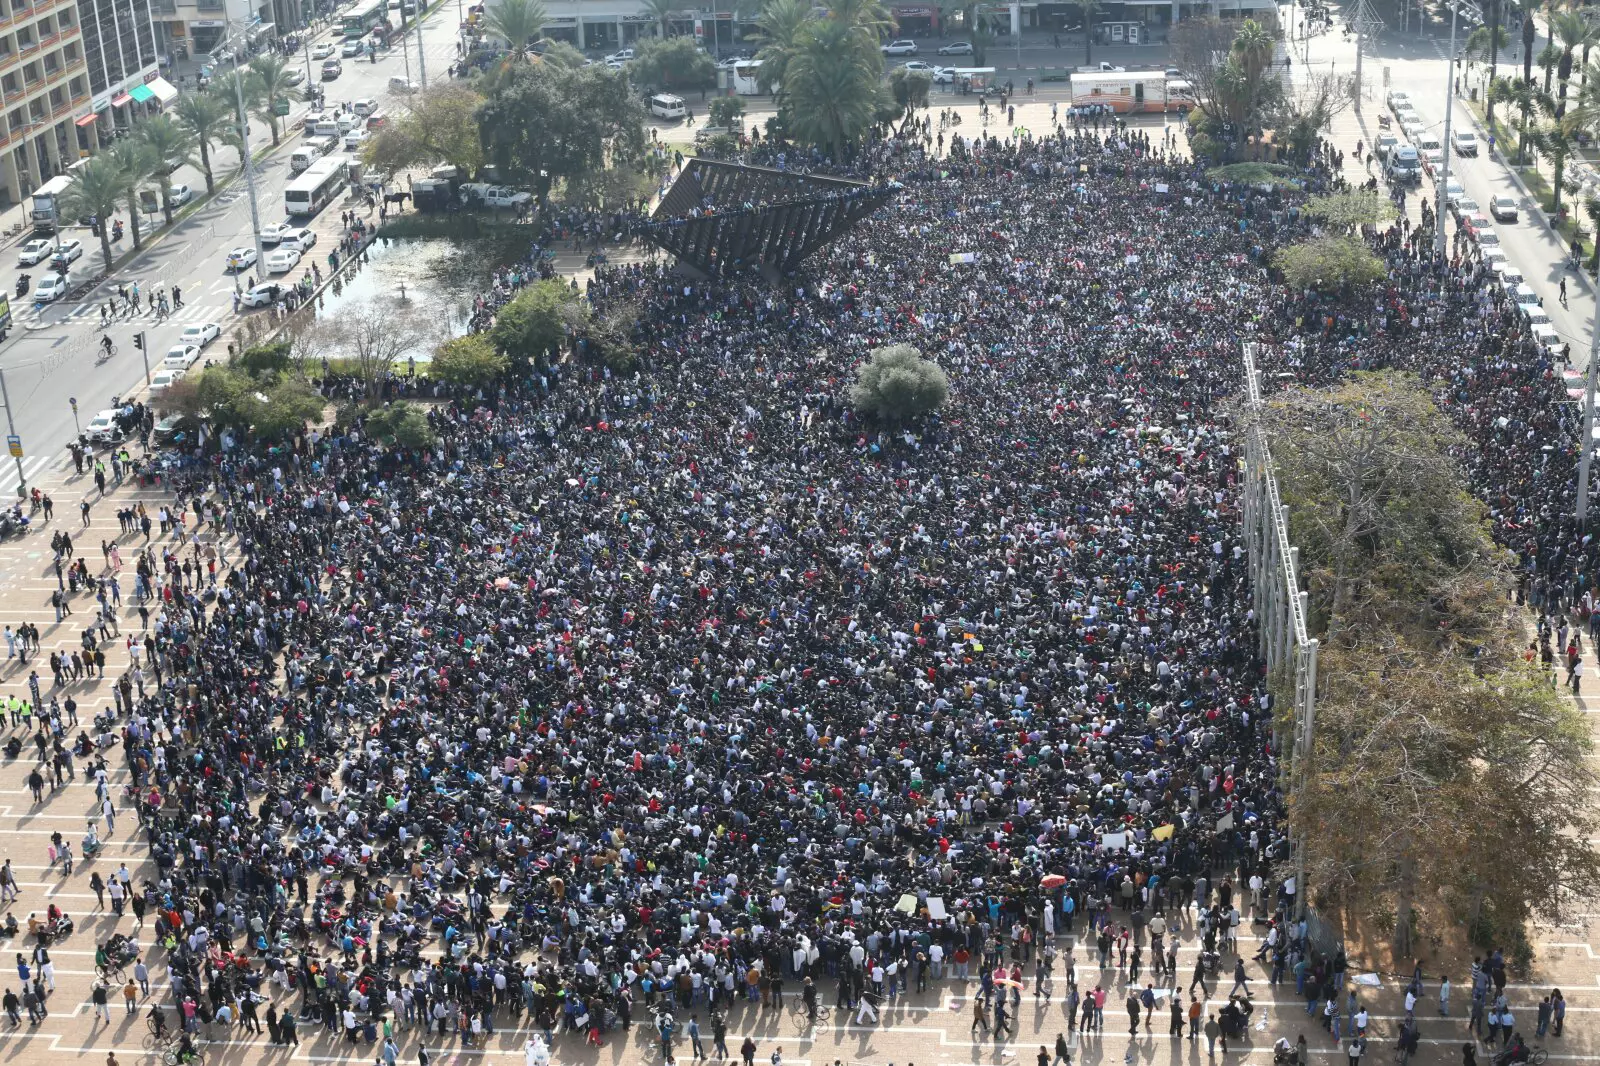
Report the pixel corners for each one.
[1205,162,1294,187]
[364,401,436,449]
[236,340,293,376]
[490,280,584,363]
[478,61,647,200]
[752,0,812,92]
[628,35,716,91]
[482,0,550,57]
[173,90,230,193]
[432,334,509,387]
[363,84,486,179]
[1273,234,1386,290]
[1303,189,1400,228]
[849,343,948,421]
[783,17,885,159]
[708,95,747,129]
[185,364,323,439]
[246,55,299,146]
[59,156,126,272]
[251,376,327,439]
[106,139,156,250]
[888,66,932,122]
[136,115,199,225]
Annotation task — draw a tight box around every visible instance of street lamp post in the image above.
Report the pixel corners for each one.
[414,2,427,87]
[227,28,268,279]
[1435,1,1463,258]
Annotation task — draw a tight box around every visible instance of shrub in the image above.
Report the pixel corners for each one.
[849,343,949,422]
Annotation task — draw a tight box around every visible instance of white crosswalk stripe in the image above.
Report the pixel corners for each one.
[12,302,234,327]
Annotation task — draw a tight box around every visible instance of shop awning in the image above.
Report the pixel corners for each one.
[110,92,132,107]
[128,83,154,103]
[74,113,97,127]
[145,76,178,105]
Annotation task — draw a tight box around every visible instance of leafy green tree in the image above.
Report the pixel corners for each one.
[1550,9,1598,116]
[363,84,486,177]
[708,95,747,128]
[783,18,883,160]
[251,377,327,439]
[173,90,229,194]
[1303,189,1399,228]
[136,116,199,225]
[432,334,509,387]
[364,401,436,449]
[236,340,292,376]
[849,343,948,422]
[478,62,647,202]
[887,65,931,129]
[106,140,155,250]
[751,0,812,95]
[641,0,680,38]
[1273,234,1385,290]
[627,35,716,92]
[489,280,584,364]
[1530,107,1580,216]
[60,155,125,273]
[825,0,891,39]
[247,55,300,146]
[1467,21,1511,125]
[482,0,550,59]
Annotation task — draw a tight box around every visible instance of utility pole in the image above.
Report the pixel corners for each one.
[228,28,266,276]
[0,367,25,498]
[1436,3,1459,257]
[415,2,428,88]
[1350,0,1386,114]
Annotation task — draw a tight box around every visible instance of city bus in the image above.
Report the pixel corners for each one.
[341,0,386,38]
[284,154,351,218]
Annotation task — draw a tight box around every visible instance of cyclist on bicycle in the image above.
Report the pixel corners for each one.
[175,1031,197,1063]
[100,334,113,357]
[1494,1034,1531,1066]
[802,978,818,1021]
[95,942,110,972]
[148,1004,167,1039]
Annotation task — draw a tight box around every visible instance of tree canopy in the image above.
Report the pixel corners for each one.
[478,62,647,201]
[627,35,716,92]
[1273,233,1386,290]
[849,343,949,421]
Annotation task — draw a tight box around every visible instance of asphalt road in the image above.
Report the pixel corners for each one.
[0,4,467,494]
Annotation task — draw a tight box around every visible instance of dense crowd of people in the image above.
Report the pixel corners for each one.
[0,116,1580,1065]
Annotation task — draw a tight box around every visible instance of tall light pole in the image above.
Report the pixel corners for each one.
[414,1,428,88]
[1435,1,1461,257]
[0,368,25,498]
[228,29,267,279]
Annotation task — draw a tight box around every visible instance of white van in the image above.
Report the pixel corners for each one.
[289,135,338,172]
[650,93,687,120]
[310,119,341,139]
[352,97,378,117]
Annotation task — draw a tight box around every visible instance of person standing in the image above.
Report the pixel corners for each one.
[1203,1014,1220,1059]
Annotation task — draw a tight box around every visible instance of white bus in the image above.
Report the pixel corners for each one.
[732,60,766,96]
[284,154,351,218]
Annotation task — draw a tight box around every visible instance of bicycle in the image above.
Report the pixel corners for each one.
[95,343,117,365]
[162,1046,202,1066]
[789,1000,831,1026]
[96,962,126,983]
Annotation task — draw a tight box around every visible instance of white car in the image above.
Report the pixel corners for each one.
[312,42,335,59]
[32,273,67,302]
[280,228,318,252]
[50,239,83,267]
[343,129,369,151]
[1453,129,1479,156]
[902,61,935,74]
[168,183,194,207]
[241,283,284,308]
[16,238,51,266]
[180,322,222,348]
[931,66,957,84]
[225,246,257,272]
[284,68,306,87]
[882,39,918,56]
[604,48,635,63]
[84,409,121,444]
[259,221,294,245]
[163,343,201,370]
[148,367,186,397]
[937,40,974,56]
[265,248,302,274]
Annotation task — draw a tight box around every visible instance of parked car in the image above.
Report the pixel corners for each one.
[937,40,974,55]
[168,183,194,207]
[312,42,336,59]
[902,60,935,74]
[931,66,957,84]
[225,246,257,272]
[265,248,302,274]
[84,409,122,444]
[1489,194,1518,222]
[604,48,635,63]
[162,343,201,371]
[259,221,294,245]
[279,228,318,252]
[241,283,284,308]
[1374,132,1399,160]
[881,39,918,55]
[148,366,186,397]
[16,238,51,266]
[1387,89,1412,111]
[180,322,222,348]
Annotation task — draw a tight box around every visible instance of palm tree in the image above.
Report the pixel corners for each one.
[481,0,550,59]
[1550,9,1597,116]
[641,0,678,38]
[826,0,892,40]
[784,18,883,161]
[174,90,229,195]
[1489,76,1539,163]
[1539,41,1562,92]
[106,140,155,251]
[1074,0,1099,66]
[136,116,199,226]
[58,155,124,273]
[1519,0,1540,84]
[247,55,299,146]
[1231,19,1275,85]
[1467,21,1512,124]
[1530,109,1579,216]
[752,0,813,97]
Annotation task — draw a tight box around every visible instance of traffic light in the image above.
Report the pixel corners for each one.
[133,332,145,352]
